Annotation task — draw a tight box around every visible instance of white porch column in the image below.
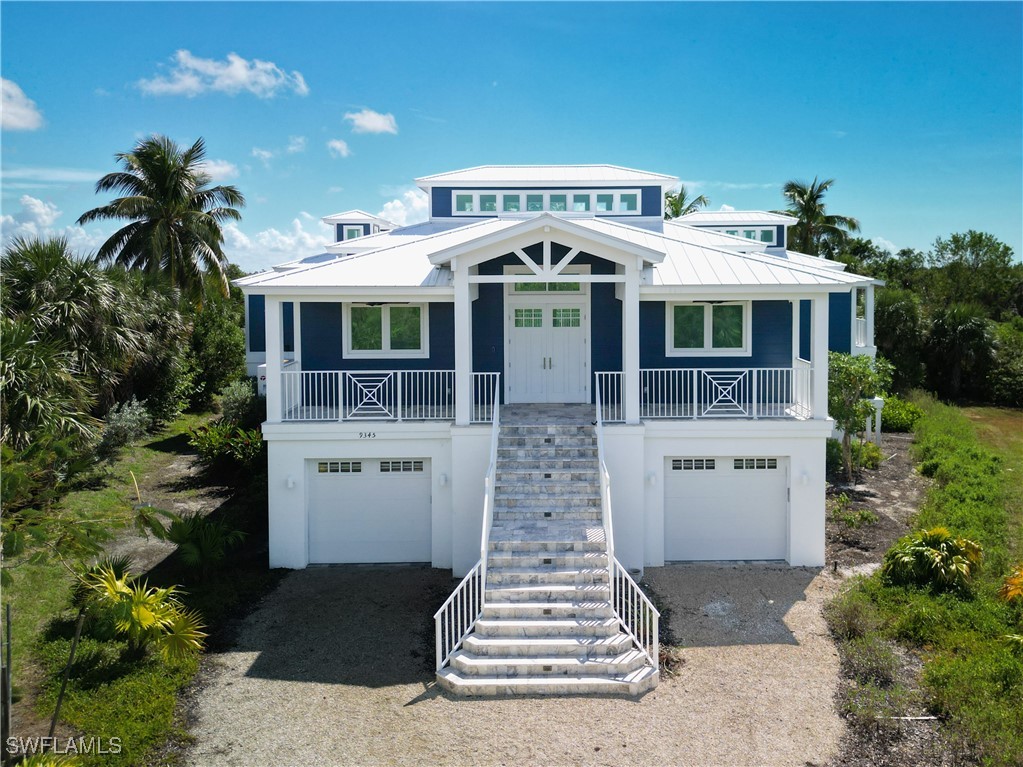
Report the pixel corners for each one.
[791,300,801,363]
[622,263,641,425]
[454,260,473,426]
[865,284,875,348]
[265,296,282,422]
[811,294,829,420]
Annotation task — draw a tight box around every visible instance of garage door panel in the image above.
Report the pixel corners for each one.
[665,457,788,561]
[308,460,431,564]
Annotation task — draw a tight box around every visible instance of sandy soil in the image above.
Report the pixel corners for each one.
[183,564,845,767]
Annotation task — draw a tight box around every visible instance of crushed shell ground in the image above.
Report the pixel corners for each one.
[183,563,845,767]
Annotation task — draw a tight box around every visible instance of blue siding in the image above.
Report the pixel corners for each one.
[640,186,661,217]
[640,300,793,368]
[775,225,786,248]
[248,296,293,353]
[248,295,265,353]
[299,302,454,371]
[335,223,372,242]
[829,293,852,354]
[800,300,811,360]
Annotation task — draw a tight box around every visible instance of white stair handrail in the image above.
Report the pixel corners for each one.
[433,561,483,671]
[596,377,660,667]
[479,396,500,594]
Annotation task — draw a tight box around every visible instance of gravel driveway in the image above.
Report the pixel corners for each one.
[184,564,845,767]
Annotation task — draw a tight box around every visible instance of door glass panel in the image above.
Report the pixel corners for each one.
[514,308,543,328]
[712,304,744,348]
[552,308,581,328]
[673,305,703,348]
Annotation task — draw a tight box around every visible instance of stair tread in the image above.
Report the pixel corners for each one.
[451,649,646,666]
[437,665,657,686]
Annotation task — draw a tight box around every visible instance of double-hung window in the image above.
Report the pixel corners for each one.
[346,304,429,358]
[666,302,750,356]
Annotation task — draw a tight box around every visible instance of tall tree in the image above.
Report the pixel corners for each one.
[779,177,860,257]
[664,184,710,219]
[77,135,245,303]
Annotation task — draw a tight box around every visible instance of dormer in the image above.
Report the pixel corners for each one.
[676,210,798,251]
[321,209,396,244]
[414,165,677,229]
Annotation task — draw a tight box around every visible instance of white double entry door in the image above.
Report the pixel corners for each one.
[505,293,590,403]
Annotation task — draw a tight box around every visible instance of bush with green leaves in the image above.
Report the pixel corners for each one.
[97,397,150,456]
[881,527,983,593]
[989,318,1023,407]
[189,419,264,472]
[824,590,880,641]
[828,352,892,482]
[219,378,265,428]
[166,514,246,580]
[187,297,246,411]
[826,437,882,478]
[880,394,924,432]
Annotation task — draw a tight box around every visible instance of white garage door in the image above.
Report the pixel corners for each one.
[307,458,431,564]
[664,457,788,561]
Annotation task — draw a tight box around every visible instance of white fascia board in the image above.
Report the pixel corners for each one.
[642,418,834,440]
[427,213,664,267]
[639,283,864,297]
[415,165,679,193]
[242,286,454,300]
[321,209,396,227]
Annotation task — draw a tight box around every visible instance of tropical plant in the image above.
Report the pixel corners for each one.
[881,527,983,592]
[82,563,206,660]
[998,565,1023,603]
[77,135,245,303]
[928,230,1021,319]
[925,303,995,400]
[663,184,709,219]
[187,294,246,409]
[166,514,246,580]
[874,288,925,391]
[97,397,151,457]
[189,419,263,471]
[778,177,860,257]
[828,352,892,482]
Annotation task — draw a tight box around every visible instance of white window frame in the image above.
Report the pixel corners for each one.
[343,303,430,359]
[344,226,364,240]
[665,301,752,357]
[450,189,643,216]
[718,226,775,244]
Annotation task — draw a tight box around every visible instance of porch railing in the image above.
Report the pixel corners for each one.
[639,366,812,420]
[595,378,660,668]
[433,394,499,671]
[279,369,501,423]
[594,371,624,423]
[854,317,867,347]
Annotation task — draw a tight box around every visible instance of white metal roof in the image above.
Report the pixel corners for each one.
[678,210,798,226]
[321,209,396,227]
[323,219,467,254]
[415,164,678,192]
[662,221,771,252]
[238,212,868,293]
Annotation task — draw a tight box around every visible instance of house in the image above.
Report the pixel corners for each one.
[236,164,878,694]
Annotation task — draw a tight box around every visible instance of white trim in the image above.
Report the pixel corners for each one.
[343,302,430,359]
[665,301,752,357]
[344,226,364,241]
[450,189,644,217]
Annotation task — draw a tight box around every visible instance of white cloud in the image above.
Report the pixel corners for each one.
[286,135,306,154]
[222,214,334,271]
[0,195,108,253]
[0,166,103,186]
[718,204,736,212]
[712,181,777,191]
[2,79,44,130]
[327,186,344,194]
[344,108,398,135]
[326,139,351,158]
[871,236,898,253]
[378,189,428,227]
[138,50,309,99]
[251,147,274,167]
[200,159,239,181]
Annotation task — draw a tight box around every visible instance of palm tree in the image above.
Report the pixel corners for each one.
[78,135,245,302]
[779,177,860,257]
[664,184,710,219]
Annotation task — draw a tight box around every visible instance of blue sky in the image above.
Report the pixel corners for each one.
[2,1,1021,272]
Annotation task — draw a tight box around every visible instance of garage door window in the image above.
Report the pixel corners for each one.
[734,458,778,470]
[672,458,716,470]
[318,461,362,473]
[380,460,424,473]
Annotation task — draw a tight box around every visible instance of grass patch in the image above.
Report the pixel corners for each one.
[828,398,1023,766]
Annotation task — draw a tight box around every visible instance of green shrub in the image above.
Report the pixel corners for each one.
[840,680,916,729]
[166,514,246,580]
[842,635,900,687]
[219,378,256,425]
[880,394,924,432]
[989,320,1023,407]
[852,440,883,470]
[97,398,150,457]
[826,438,843,475]
[881,527,983,593]
[824,590,880,641]
[187,298,246,410]
[189,419,263,472]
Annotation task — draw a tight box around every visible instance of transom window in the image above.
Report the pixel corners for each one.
[451,190,643,216]
[722,227,775,244]
[667,302,751,356]
[345,304,429,358]
[380,460,424,473]
[734,458,778,470]
[513,281,581,293]
[318,461,361,473]
[672,458,716,471]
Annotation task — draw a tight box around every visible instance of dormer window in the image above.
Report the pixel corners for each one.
[480,194,497,212]
[549,194,567,212]
[573,194,590,212]
[345,226,363,240]
[503,195,521,212]
[455,194,474,213]
[620,193,638,212]
[449,189,645,216]
[526,194,544,212]
[596,194,613,212]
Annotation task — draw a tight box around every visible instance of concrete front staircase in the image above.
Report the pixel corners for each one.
[436,405,659,696]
